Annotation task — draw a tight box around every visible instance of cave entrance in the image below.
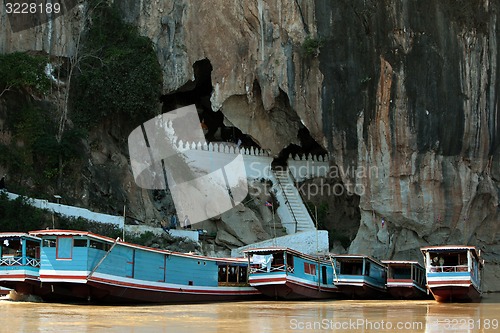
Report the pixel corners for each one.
[160,58,258,147]
[271,126,328,170]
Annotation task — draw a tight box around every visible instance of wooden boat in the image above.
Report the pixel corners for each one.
[0,233,42,296]
[0,287,11,296]
[332,254,387,299]
[28,229,261,303]
[245,247,338,300]
[420,245,484,302]
[381,260,430,299]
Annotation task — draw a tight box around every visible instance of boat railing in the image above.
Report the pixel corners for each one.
[0,257,22,266]
[430,265,468,273]
[0,256,40,267]
[250,264,286,274]
[26,257,41,267]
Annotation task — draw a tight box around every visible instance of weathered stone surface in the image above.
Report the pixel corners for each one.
[0,3,85,56]
[127,0,325,154]
[316,0,500,289]
[215,229,245,249]
[216,204,271,247]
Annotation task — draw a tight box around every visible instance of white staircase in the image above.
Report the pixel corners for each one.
[272,169,316,233]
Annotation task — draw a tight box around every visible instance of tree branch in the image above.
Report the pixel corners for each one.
[0,85,14,98]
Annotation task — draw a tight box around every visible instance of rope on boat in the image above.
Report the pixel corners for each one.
[328,254,338,283]
[87,237,120,279]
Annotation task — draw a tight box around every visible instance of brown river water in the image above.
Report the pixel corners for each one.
[1,294,499,333]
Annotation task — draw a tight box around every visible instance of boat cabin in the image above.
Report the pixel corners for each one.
[383,260,426,286]
[0,233,41,294]
[28,229,258,303]
[335,255,386,280]
[382,260,428,299]
[247,248,295,275]
[0,233,40,268]
[217,261,248,286]
[420,245,484,302]
[421,246,483,277]
[0,233,40,267]
[245,247,337,300]
[333,254,387,298]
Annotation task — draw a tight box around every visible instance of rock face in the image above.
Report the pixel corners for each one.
[121,0,325,153]
[315,0,500,290]
[2,0,500,290]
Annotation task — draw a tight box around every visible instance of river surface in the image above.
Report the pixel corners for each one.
[1,294,499,333]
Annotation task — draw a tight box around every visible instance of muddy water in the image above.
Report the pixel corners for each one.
[1,294,499,333]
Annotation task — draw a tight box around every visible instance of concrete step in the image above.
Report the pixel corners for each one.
[272,170,316,235]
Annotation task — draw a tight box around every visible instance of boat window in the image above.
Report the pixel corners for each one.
[227,266,238,283]
[458,253,468,265]
[273,251,285,268]
[56,236,73,260]
[432,253,459,266]
[392,266,411,279]
[43,239,56,248]
[218,265,227,282]
[25,240,39,259]
[339,261,363,275]
[218,264,247,285]
[89,240,111,251]
[286,252,294,269]
[304,262,316,275]
[74,239,88,247]
[364,261,371,276]
[238,266,247,282]
[414,265,425,286]
[1,238,21,257]
[251,254,274,272]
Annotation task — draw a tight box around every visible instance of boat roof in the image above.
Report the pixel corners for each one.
[332,254,385,265]
[30,229,116,243]
[0,232,41,240]
[29,229,247,264]
[420,245,482,261]
[243,247,330,262]
[420,245,479,253]
[243,247,289,253]
[420,245,477,251]
[381,260,423,266]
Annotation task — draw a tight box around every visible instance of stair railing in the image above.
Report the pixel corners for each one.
[273,169,299,233]
[288,170,318,229]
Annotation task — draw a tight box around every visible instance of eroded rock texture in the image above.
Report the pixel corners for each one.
[316,0,500,290]
[121,0,324,153]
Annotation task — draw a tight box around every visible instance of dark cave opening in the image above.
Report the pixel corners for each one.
[160,58,258,147]
[272,127,328,169]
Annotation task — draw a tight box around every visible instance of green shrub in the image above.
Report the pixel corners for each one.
[302,36,324,57]
[0,52,50,96]
[73,2,162,128]
[0,193,48,232]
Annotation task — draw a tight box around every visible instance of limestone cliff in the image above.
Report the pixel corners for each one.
[116,0,500,290]
[315,0,500,291]
[1,0,500,290]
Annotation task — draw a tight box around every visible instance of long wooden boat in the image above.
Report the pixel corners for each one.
[420,245,483,302]
[0,233,42,296]
[332,254,387,299]
[245,247,338,300]
[381,260,430,299]
[0,287,11,296]
[28,229,261,303]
